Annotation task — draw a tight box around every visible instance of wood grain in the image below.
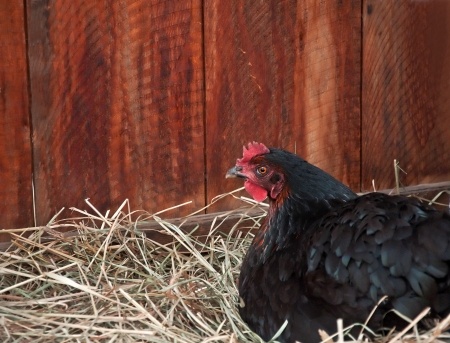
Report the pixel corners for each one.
[27,0,205,224]
[204,1,362,211]
[0,1,32,239]
[362,0,450,190]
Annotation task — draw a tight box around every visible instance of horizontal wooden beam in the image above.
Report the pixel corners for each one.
[376,181,450,196]
[0,207,267,253]
[0,181,448,252]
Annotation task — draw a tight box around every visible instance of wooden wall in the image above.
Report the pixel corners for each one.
[0,2,32,240]
[204,1,361,211]
[27,1,205,225]
[0,0,449,236]
[362,0,450,190]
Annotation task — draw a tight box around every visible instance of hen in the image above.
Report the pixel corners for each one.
[226,142,450,343]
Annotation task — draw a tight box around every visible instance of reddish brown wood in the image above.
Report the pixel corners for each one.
[204,1,362,210]
[27,0,205,224]
[4,0,448,236]
[0,1,33,240]
[362,0,450,190]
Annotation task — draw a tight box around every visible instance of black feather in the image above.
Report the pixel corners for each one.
[231,145,450,343]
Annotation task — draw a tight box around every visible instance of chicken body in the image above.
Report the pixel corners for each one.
[227,143,450,343]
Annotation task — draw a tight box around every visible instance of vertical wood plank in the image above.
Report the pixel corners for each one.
[0,1,32,238]
[205,1,362,209]
[362,0,450,190]
[27,0,205,224]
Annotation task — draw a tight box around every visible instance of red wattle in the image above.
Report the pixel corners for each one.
[244,180,268,202]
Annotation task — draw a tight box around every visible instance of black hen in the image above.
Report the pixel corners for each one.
[226,142,450,343]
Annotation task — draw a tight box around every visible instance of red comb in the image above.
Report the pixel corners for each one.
[237,142,270,164]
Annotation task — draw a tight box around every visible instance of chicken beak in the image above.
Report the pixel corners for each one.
[225,166,243,179]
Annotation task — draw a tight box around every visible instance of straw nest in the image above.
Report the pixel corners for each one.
[0,190,449,343]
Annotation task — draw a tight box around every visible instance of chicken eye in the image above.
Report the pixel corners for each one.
[256,166,267,176]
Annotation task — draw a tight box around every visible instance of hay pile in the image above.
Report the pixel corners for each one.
[0,192,449,342]
[0,193,266,342]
